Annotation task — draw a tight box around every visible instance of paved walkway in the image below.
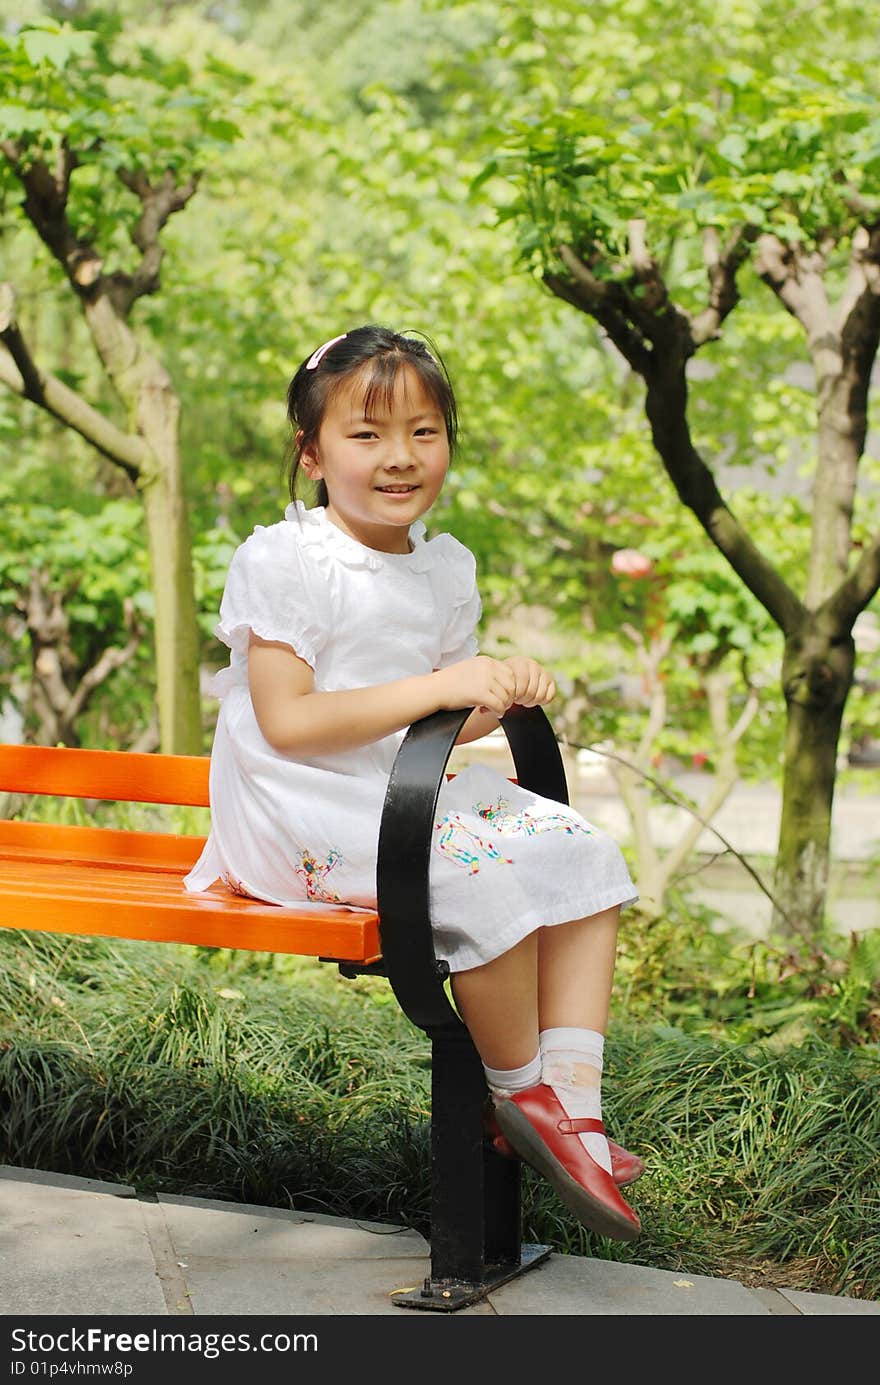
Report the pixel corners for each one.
[2,1167,877,1319]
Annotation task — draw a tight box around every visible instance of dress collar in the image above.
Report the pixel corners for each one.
[284,501,432,572]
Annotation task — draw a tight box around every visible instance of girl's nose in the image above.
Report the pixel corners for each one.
[388,447,416,470]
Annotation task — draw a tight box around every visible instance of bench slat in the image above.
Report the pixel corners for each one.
[0,744,210,806]
[0,855,380,961]
[0,820,205,873]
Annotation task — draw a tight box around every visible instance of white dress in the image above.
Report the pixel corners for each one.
[184,502,637,972]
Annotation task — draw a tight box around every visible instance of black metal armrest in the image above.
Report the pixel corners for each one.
[376,704,569,1035]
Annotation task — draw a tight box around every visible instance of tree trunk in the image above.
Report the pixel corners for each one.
[140,453,202,757]
[772,618,855,937]
[771,363,863,937]
[83,299,202,755]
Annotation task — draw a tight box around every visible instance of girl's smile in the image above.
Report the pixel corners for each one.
[300,365,450,554]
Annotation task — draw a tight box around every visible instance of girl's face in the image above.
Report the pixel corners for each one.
[300,364,450,553]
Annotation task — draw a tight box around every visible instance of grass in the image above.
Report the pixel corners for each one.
[1,929,878,1301]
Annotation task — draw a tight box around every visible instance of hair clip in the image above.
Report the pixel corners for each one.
[305,333,348,370]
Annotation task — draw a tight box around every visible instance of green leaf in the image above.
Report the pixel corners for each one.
[717,133,748,167]
[0,104,46,136]
[469,158,499,196]
[689,632,719,654]
[204,118,242,143]
[20,25,94,71]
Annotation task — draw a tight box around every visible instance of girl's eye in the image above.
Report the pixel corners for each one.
[415,427,438,437]
[352,431,377,440]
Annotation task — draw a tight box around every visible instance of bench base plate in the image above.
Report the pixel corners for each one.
[390,1242,552,1311]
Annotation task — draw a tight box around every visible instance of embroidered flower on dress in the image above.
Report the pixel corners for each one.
[221,871,257,899]
[475,797,593,838]
[295,847,344,902]
[433,812,513,874]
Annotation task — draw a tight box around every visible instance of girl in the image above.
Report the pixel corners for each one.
[185,324,642,1242]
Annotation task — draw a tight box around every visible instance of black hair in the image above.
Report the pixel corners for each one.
[285,324,459,506]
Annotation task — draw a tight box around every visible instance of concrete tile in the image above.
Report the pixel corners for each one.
[158,1195,428,1263]
[747,1286,803,1315]
[181,1255,492,1316]
[138,1199,194,1316]
[487,1253,771,1315]
[0,1175,166,1316]
[779,1288,880,1315]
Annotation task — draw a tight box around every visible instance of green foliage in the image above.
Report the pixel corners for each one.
[0,932,431,1220]
[0,15,250,256]
[0,495,150,623]
[468,0,880,275]
[615,891,880,1049]
[0,494,153,741]
[191,522,243,641]
[0,487,240,742]
[497,70,880,280]
[595,1029,880,1295]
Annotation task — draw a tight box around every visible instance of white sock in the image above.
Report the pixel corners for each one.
[540,1026,611,1174]
[483,1051,542,1101]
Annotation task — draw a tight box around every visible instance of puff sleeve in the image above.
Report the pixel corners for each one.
[215,522,328,670]
[433,535,482,669]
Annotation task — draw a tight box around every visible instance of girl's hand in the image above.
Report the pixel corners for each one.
[502,656,556,708]
[432,656,518,717]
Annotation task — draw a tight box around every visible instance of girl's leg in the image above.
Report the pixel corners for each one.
[453,905,640,1241]
[537,905,621,1172]
[447,905,620,1072]
[449,929,539,1071]
[537,904,619,1033]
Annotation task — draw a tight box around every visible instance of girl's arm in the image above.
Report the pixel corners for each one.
[248,635,519,756]
[454,708,501,745]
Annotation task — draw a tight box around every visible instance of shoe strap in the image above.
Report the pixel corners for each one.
[557,1116,606,1136]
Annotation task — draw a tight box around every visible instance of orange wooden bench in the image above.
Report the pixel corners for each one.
[0,742,380,965]
[0,705,570,1311]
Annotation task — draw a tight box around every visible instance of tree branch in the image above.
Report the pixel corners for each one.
[544,234,803,632]
[545,246,654,375]
[823,529,880,628]
[623,221,702,362]
[627,218,653,277]
[109,167,200,313]
[729,678,761,748]
[626,219,670,318]
[0,284,43,399]
[658,672,759,889]
[834,176,880,224]
[550,234,698,378]
[753,233,833,343]
[0,285,148,478]
[1,142,199,317]
[1,139,104,290]
[837,222,880,366]
[690,226,754,346]
[570,734,797,928]
[67,598,144,724]
[643,375,804,632]
[23,576,145,746]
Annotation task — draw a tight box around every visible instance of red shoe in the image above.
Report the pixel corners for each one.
[484,1102,645,1187]
[492,1084,641,1242]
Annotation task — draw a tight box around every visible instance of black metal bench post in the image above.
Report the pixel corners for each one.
[375,704,570,1310]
